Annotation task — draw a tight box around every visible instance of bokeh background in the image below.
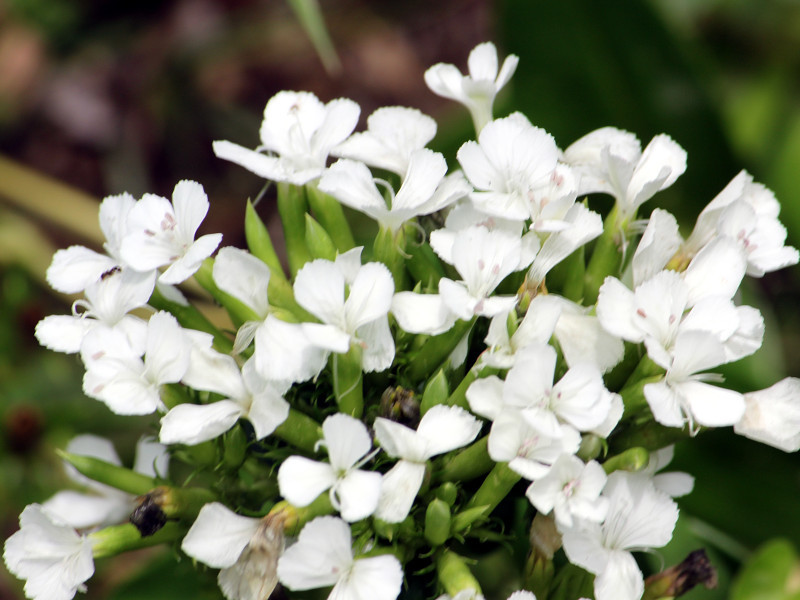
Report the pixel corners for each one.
[2,0,800,598]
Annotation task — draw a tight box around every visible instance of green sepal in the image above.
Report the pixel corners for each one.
[437,550,482,597]
[245,199,287,283]
[436,436,494,483]
[374,224,408,290]
[223,425,249,469]
[420,369,450,415]
[620,374,665,418]
[273,408,323,453]
[277,182,312,276]
[548,563,596,600]
[451,505,491,534]
[602,446,650,474]
[406,319,475,383]
[466,462,521,516]
[90,521,183,559]
[405,232,446,290]
[333,344,364,417]
[56,450,162,495]
[306,183,355,252]
[583,205,623,304]
[272,492,334,536]
[304,213,337,260]
[424,498,452,546]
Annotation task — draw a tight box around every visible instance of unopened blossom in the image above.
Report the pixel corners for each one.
[213,90,360,185]
[564,126,687,222]
[332,106,437,176]
[278,413,382,522]
[319,149,470,233]
[457,113,560,222]
[3,504,94,600]
[120,180,222,284]
[277,516,403,600]
[43,435,168,531]
[526,454,608,529]
[182,503,285,600]
[373,405,481,522]
[561,471,679,600]
[425,41,519,132]
[734,377,800,452]
[160,355,289,445]
[81,311,192,415]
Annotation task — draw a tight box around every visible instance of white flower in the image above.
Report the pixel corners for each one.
[734,377,800,452]
[120,180,222,284]
[332,106,437,176]
[564,127,687,221]
[81,311,192,415]
[213,91,360,185]
[181,503,285,600]
[292,252,395,373]
[278,413,382,522]
[3,504,94,600]
[526,455,608,530]
[457,113,559,222]
[373,405,481,522]
[425,42,519,132]
[392,225,530,334]
[43,435,167,531]
[561,471,678,600]
[643,330,745,429]
[35,267,152,354]
[160,355,289,445]
[277,516,403,600]
[318,149,469,233]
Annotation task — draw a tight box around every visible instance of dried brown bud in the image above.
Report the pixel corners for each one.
[644,549,718,599]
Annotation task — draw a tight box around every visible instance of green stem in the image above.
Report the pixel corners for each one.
[406,319,475,382]
[56,450,162,495]
[435,436,494,484]
[90,522,183,558]
[306,183,355,252]
[273,409,323,453]
[277,182,312,276]
[465,462,521,515]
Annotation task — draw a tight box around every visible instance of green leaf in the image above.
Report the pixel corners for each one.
[731,539,800,600]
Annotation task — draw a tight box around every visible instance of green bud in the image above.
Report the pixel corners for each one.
[270,492,334,536]
[577,433,604,461]
[405,232,446,289]
[437,550,482,597]
[56,450,161,495]
[603,447,650,474]
[245,199,287,283]
[90,522,183,559]
[277,182,312,276]
[583,205,623,304]
[333,344,364,418]
[424,499,452,546]
[372,518,400,542]
[223,425,249,469]
[273,409,323,453]
[420,369,450,415]
[434,482,458,506]
[304,213,337,260]
[305,183,355,252]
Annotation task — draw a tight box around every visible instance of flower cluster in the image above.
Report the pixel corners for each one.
[5,41,800,600]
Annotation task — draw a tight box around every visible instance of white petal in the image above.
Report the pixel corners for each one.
[594,551,643,600]
[35,315,94,354]
[375,460,426,523]
[334,470,382,522]
[46,246,117,294]
[344,262,394,331]
[374,418,427,461]
[213,140,284,180]
[294,260,345,325]
[333,554,403,600]
[416,405,482,458]
[213,246,271,317]
[324,413,372,471]
[277,517,352,590]
[391,292,457,335]
[735,377,800,452]
[159,401,244,445]
[181,503,259,568]
[278,456,337,507]
[465,376,505,421]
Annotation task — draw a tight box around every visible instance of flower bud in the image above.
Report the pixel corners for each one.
[424,499,452,546]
